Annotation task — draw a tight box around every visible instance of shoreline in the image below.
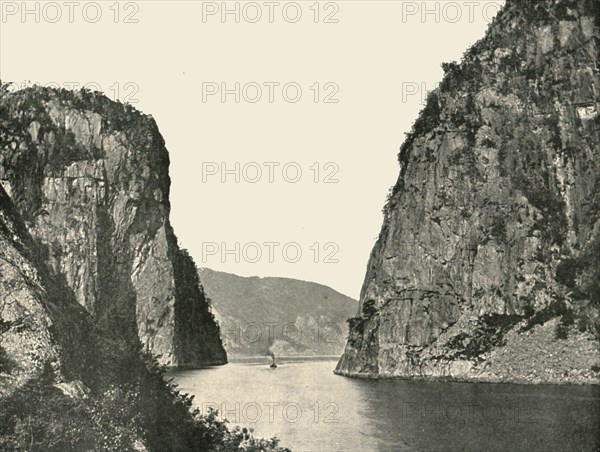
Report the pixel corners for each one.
[333,369,600,387]
[167,355,340,371]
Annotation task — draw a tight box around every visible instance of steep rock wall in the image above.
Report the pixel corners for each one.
[0,184,94,397]
[0,87,226,366]
[336,0,600,384]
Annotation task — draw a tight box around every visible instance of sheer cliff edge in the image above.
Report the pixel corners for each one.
[336,0,600,384]
[0,86,226,368]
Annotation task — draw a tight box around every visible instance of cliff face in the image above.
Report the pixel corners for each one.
[0,87,289,452]
[0,184,95,397]
[0,87,226,366]
[0,185,70,395]
[336,0,600,383]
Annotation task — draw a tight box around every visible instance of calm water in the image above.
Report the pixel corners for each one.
[169,358,600,452]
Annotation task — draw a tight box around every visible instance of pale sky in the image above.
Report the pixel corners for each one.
[0,0,504,299]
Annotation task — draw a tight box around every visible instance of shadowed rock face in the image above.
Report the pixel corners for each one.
[0,184,62,395]
[0,185,94,397]
[0,87,226,367]
[336,0,600,383]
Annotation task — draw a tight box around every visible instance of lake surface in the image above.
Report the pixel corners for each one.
[169,358,600,452]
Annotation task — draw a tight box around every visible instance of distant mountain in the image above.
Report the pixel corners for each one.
[199,268,358,357]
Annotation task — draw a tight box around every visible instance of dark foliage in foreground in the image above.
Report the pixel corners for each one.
[0,350,288,452]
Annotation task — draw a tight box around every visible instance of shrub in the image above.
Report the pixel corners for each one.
[0,355,290,452]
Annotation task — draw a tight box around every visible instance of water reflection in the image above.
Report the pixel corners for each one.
[353,377,600,451]
[169,358,600,452]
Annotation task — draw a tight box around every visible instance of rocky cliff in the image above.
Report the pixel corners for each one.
[0,86,290,452]
[0,86,226,367]
[336,0,600,384]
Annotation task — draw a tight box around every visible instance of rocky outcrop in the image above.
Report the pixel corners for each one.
[336,0,600,384]
[0,87,226,367]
